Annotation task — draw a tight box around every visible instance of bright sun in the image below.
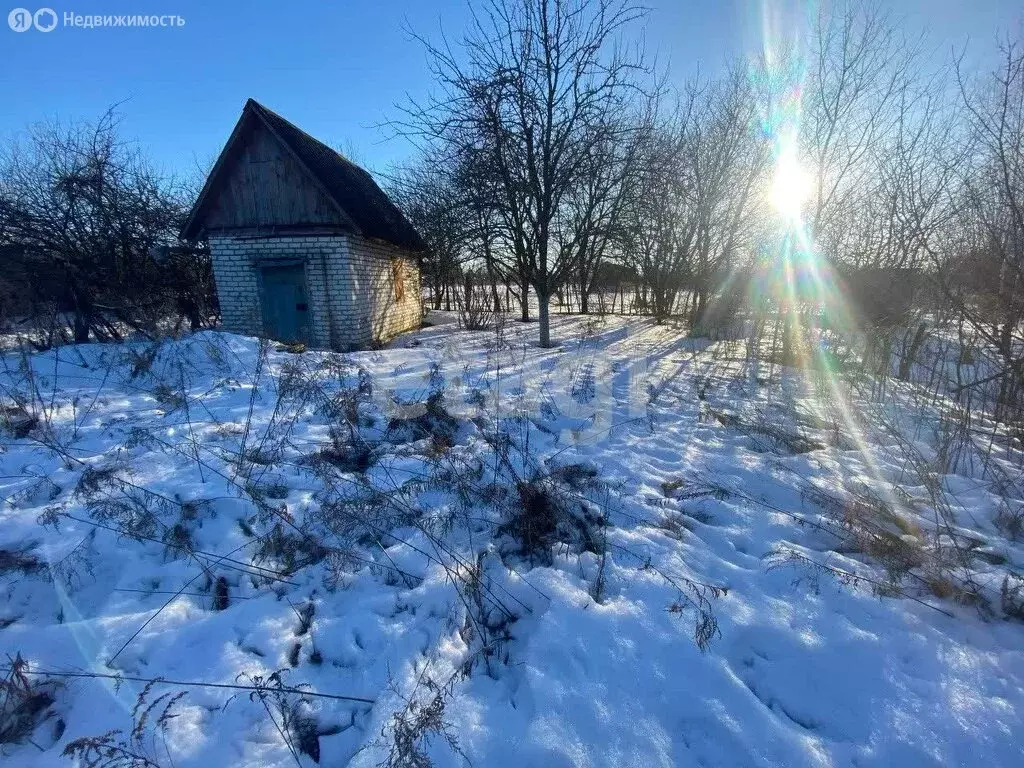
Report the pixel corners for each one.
[769,146,813,223]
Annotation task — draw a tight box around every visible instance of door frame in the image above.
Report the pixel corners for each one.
[254,257,311,343]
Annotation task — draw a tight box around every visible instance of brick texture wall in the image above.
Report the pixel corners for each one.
[209,233,422,351]
[342,236,423,347]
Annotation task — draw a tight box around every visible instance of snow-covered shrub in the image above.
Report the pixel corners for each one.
[379,677,464,768]
[0,545,42,577]
[243,671,322,765]
[995,499,1024,541]
[481,449,607,562]
[310,425,376,473]
[1000,573,1024,621]
[0,402,37,439]
[385,391,460,446]
[0,655,61,751]
[253,522,327,575]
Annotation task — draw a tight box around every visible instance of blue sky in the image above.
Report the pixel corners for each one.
[1,0,1020,180]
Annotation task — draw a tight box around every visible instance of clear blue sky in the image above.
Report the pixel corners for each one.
[1,0,1020,181]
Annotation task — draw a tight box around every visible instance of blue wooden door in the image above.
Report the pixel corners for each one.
[260,265,309,343]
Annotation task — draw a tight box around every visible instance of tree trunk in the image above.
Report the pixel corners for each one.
[520,278,530,322]
[781,305,795,365]
[73,311,90,344]
[538,294,552,347]
[898,322,928,381]
[491,279,501,313]
[690,290,707,332]
[998,319,1014,360]
[71,285,91,343]
[996,318,1019,415]
[483,242,501,313]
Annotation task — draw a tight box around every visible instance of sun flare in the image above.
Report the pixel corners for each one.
[769,146,813,223]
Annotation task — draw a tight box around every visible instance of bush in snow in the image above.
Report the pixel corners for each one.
[0,654,62,752]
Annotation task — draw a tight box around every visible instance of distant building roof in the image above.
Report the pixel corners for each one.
[181,99,425,251]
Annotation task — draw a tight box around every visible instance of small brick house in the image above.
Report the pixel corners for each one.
[181,99,425,350]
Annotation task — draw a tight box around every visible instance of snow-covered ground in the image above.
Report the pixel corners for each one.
[1,312,1023,767]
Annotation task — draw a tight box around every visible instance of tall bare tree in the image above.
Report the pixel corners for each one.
[388,155,473,311]
[402,0,650,346]
[945,38,1024,414]
[625,69,766,326]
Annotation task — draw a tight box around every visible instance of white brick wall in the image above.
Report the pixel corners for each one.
[339,236,423,347]
[209,233,422,351]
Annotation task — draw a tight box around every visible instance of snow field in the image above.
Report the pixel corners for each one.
[1,313,1022,766]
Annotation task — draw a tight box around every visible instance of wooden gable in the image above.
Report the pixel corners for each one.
[190,113,349,235]
[182,99,424,249]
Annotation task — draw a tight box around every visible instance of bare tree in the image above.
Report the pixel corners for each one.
[944,38,1024,416]
[681,71,767,330]
[388,156,473,312]
[802,1,919,253]
[558,104,650,314]
[625,104,693,322]
[759,0,924,363]
[401,0,651,346]
[625,69,765,327]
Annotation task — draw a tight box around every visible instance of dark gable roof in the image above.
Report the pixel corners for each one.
[181,99,425,251]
